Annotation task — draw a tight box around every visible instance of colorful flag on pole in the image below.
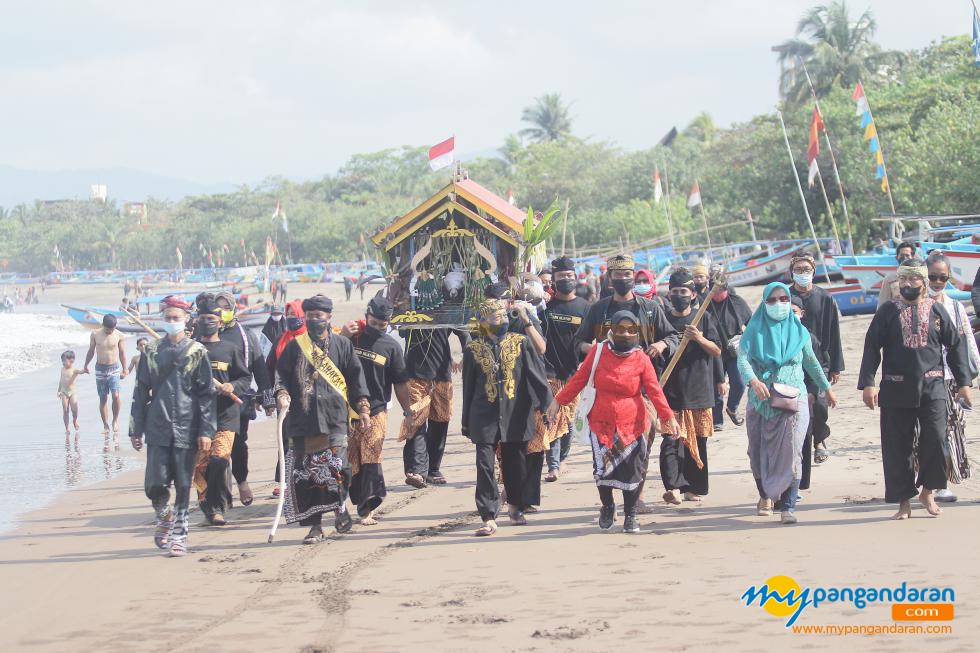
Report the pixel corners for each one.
[428,136,455,171]
[653,168,663,204]
[973,8,980,67]
[807,107,823,188]
[852,82,890,194]
[175,246,182,264]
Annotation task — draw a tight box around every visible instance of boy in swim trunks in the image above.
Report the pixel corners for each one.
[58,350,87,436]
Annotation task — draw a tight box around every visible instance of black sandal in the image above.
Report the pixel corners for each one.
[302,527,324,545]
[725,407,745,426]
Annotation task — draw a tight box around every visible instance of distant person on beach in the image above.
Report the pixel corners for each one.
[278,279,288,304]
[357,271,366,300]
[788,253,844,465]
[344,276,353,301]
[127,338,149,376]
[57,350,86,436]
[83,314,127,435]
[194,297,252,526]
[275,294,370,543]
[858,258,972,521]
[129,295,215,557]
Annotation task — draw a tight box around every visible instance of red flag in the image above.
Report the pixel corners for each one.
[652,168,663,204]
[686,182,701,209]
[428,136,455,171]
[807,107,824,188]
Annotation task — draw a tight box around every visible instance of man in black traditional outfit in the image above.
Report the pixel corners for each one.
[129,295,215,557]
[858,259,972,520]
[541,256,590,481]
[462,299,553,536]
[343,296,414,525]
[705,269,753,429]
[789,253,844,464]
[275,295,370,544]
[399,323,470,488]
[193,298,253,526]
[659,269,725,504]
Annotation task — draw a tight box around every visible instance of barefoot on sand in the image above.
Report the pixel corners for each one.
[890,500,912,520]
[360,512,378,526]
[918,488,942,517]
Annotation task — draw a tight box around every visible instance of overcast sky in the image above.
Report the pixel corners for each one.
[0,1,969,184]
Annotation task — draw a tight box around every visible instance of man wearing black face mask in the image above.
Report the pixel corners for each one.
[878,240,916,307]
[275,294,370,543]
[540,256,590,481]
[660,270,725,504]
[342,296,414,525]
[575,254,678,367]
[858,258,972,521]
[194,299,252,526]
[462,299,554,536]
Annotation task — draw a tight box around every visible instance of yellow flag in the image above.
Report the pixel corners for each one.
[881,176,889,193]
[864,123,877,141]
[875,150,884,164]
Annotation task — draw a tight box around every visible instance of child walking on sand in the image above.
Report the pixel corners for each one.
[58,350,87,436]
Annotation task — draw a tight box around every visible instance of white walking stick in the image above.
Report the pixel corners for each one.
[267,406,289,543]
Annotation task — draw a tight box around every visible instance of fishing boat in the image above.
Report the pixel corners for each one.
[63,300,273,333]
[835,254,896,291]
[724,245,802,287]
[826,283,878,316]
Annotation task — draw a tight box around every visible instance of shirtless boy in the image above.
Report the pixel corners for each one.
[83,315,128,434]
[57,350,87,436]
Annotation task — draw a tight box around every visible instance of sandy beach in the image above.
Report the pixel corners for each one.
[1,283,978,652]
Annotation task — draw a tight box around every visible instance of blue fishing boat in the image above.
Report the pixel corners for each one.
[827,283,878,316]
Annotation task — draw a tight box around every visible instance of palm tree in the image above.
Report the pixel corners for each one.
[519,93,573,143]
[775,1,898,104]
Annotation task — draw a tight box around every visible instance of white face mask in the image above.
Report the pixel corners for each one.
[271,314,283,322]
[927,286,942,298]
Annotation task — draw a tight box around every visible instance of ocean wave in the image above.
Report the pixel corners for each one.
[0,313,91,379]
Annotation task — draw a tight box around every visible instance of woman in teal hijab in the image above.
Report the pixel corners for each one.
[737,282,837,524]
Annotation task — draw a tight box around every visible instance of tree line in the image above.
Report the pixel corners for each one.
[1,2,977,273]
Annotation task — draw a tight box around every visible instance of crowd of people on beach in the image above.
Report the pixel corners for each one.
[63,248,974,557]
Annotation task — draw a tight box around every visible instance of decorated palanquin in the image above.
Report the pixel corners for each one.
[371,173,527,328]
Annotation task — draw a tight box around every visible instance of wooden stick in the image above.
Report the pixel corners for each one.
[268,405,289,543]
[660,276,724,387]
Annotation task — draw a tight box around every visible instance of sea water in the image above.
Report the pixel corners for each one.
[0,311,143,532]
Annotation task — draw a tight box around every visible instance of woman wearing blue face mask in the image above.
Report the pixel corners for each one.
[737,282,837,525]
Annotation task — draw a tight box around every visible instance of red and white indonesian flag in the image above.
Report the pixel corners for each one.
[807,107,824,188]
[428,136,455,171]
[653,168,663,204]
[687,181,701,209]
[506,187,515,206]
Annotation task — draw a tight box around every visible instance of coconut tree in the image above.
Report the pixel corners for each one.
[519,93,573,143]
[775,1,899,104]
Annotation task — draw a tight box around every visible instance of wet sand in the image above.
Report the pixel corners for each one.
[1,284,978,652]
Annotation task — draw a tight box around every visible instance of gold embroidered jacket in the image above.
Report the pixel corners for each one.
[461,332,553,444]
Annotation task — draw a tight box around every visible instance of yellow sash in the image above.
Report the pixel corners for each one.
[295,333,358,419]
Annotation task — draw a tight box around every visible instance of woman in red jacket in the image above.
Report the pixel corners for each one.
[548,311,679,533]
